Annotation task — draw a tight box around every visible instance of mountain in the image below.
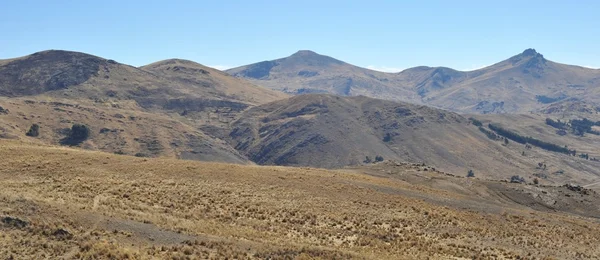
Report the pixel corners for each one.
[226,50,417,101]
[0,50,286,162]
[2,49,599,183]
[227,49,600,114]
[413,49,600,113]
[220,94,600,184]
[0,50,285,108]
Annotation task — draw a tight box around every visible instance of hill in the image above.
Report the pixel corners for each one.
[220,94,600,185]
[140,58,287,105]
[1,140,599,259]
[0,50,287,162]
[227,49,600,114]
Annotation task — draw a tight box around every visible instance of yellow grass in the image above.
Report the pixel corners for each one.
[1,140,599,259]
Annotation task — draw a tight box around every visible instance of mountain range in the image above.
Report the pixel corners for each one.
[1,49,599,186]
[227,49,600,114]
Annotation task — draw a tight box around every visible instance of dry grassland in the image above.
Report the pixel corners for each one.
[1,140,599,259]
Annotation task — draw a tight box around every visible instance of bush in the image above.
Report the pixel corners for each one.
[467,170,475,178]
[60,124,90,145]
[26,124,40,137]
[134,152,149,158]
[383,133,392,142]
[469,117,483,127]
[510,175,525,183]
[375,156,384,162]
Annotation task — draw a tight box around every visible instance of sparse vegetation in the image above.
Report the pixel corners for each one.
[467,169,475,177]
[60,124,90,145]
[383,133,392,142]
[25,124,40,137]
[134,152,149,158]
[468,117,483,127]
[536,95,566,104]
[510,175,525,183]
[478,126,499,140]
[546,117,600,136]
[488,123,574,155]
[1,141,600,259]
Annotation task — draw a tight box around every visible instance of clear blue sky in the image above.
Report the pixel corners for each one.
[1,0,599,71]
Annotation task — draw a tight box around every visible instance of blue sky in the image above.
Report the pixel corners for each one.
[1,0,599,71]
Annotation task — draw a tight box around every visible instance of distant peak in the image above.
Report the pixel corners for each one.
[521,48,540,57]
[286,50,344,66]
[292,50,319,56]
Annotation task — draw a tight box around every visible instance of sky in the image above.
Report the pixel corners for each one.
[1,0,599,72]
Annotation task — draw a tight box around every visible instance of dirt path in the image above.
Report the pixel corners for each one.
[584,181,600,188]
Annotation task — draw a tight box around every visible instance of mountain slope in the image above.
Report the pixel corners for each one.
[228,49,600,114]
[417,49,600,113]
[140,59,287,105]
[227,50,417,101]
[0,50,286,111]
[0,50,287,163]
[0,97,249,163]
[222,94,600,183]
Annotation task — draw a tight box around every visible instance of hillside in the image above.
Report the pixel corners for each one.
[227,49,600,114]
[140,59,287,105]
[0,97,249,163]
[0,50,287,162]
[1,140,599,259]
[219,94,600,185]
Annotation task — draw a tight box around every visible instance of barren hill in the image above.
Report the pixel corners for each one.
[228,49,600,114]
[140,58,287,105]
[0,50,286,162]
[220,94,600,185]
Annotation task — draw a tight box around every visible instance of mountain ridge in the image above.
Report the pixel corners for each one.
[227,48,600,114]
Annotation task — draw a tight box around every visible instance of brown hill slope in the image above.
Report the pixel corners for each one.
[0,50,285,112]
[0,97,248,163]
[227,49,600,114]
[221,94,600,184]
[0,50,287,162]
[140,59,287,105]
[2,140,600,259]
